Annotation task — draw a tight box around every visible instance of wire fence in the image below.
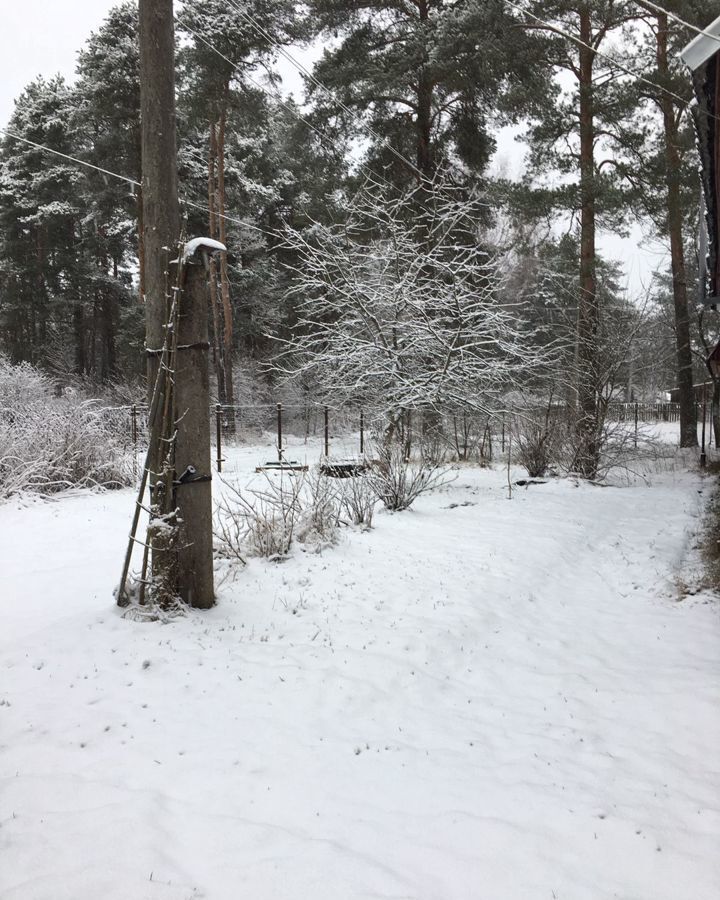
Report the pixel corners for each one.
[107,399,707,474]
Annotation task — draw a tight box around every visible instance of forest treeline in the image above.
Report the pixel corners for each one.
[0,0,716,452]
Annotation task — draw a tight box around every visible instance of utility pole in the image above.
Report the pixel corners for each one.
[136,0,215,609]
[174,246,215,608]
[140,0,179,391]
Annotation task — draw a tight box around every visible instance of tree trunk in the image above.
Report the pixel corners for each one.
[73,301,86,375]
[140,0,180,396]
[415,0,433,181]
[101,286,116,382]
[207,121,227,406]
[656,12,697,447]
[174,251,215,609]
[575,4,600,478]
[139,0,182,603]
[216,84,236,431]
[137,185,146,305]
[711,376,720,447]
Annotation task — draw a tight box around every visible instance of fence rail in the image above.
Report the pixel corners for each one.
[87,399,712,475]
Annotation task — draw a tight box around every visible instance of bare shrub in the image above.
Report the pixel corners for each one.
[215,473,303,560]
[296,469,341,546]
[512,400,565,478]
[369,436,454,511]
[339,471,377,527]
[0,357,134,500]
[215,468,342,561]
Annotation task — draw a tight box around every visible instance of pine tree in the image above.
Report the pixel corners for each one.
[306,0,547,186]
[521,0,636,477]
[0,78,83,369]
[610,0,717,447]
[178,0,301,415]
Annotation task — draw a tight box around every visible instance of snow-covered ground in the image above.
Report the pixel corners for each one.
[1,438,719,900]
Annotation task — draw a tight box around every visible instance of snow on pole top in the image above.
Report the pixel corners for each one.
[182,237,227,263]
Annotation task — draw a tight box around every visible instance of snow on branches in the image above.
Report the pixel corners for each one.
[275,176,557,418]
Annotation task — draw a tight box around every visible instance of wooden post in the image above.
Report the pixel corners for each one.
[324,406,329,458]
[277,403,283,462]
[634,401,639,450]
[701,385,707,468]
[138,0,181,602]
[139,0,179,417]
[173,247,215,609]
[501,417,505,453]
[360,410,364,456]
[216,403,223,473]
[131,403,138,480]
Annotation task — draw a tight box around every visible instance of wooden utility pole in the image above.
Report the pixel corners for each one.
[137,0,215,609]
[140,0,179,394]
[174,247,215,608]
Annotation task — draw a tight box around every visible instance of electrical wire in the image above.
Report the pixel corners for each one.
[0,125,273,238]
[505,0,717,119]
[630,0,720,46]
[223,0,425,180]
[0,126,141,187]
[177,17,394,194]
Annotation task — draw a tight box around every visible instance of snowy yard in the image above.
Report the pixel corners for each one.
[1,442,719,900]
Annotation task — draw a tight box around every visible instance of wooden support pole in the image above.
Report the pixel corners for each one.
[131,403,138,480]
[360,410,364,456]
[634,401,638,450]
[138,0,181,602]
[139,0,180,411]
[277,403,283,461]
[174,248,215,609]
[701,385,707,468]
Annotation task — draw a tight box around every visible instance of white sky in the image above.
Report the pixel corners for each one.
[1,1,658,297]
[0,1,120,127]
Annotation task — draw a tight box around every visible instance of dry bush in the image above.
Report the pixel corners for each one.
[215,473,303,560]
[512,402,566,478]
[369,436,454,511]
[0,358,135,500]
[215,468,342,561]
[339,471,377,527]
[296,468,342,545]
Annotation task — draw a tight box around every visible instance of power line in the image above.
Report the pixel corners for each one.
[0,127,141,187]
[178,16,417,193]
[223,0,425,181]
[505,0,714,117]
[631,0,720,46]
[0,125,272,238]
[177,17,392,193]
[180,197,272,238]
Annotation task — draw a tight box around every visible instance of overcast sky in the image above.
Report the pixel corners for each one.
[0,1,120,127]
[1,1,660,296]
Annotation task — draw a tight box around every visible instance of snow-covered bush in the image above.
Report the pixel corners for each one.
[512,401,566,478]
[369,437,454,511]
[339,472,377,528]
[296,469,342,546]
[215,469,341,561]
[0,358,135,500]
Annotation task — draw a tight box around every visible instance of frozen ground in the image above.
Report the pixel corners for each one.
[1,436,719,900]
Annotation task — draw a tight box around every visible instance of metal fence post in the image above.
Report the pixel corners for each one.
[360,410,364,456]
[277,403,283,462]
[215,403,223,473]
